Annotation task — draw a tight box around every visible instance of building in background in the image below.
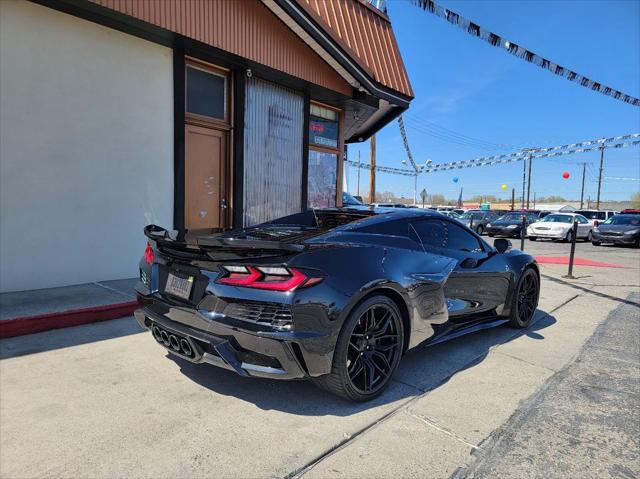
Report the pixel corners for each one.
[0,0,413,292]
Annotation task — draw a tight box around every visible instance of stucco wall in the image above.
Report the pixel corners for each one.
[0,1,174,292]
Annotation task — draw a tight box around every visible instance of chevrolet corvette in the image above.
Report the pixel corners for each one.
[135,208,540,401]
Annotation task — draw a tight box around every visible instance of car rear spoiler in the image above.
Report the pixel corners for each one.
[144,225,306,254]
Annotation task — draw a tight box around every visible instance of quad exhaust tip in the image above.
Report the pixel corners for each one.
[151,323,196,359]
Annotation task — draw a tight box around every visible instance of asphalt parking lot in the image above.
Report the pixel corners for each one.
[1,239,638,479]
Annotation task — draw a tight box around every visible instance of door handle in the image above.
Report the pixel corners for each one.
[220,198,227,209]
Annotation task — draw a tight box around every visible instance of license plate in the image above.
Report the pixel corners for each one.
[165,273,194,300]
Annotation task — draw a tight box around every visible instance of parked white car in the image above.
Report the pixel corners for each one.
[527,213,593,242]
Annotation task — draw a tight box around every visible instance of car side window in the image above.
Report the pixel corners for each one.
[409,219,447,249]
[410,219,484,253]
[445,221,484,252]
[577,215,588,224]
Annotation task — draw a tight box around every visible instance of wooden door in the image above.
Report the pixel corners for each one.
[184,124,227,229]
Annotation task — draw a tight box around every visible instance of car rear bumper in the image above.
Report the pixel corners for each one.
[135,293,333,380]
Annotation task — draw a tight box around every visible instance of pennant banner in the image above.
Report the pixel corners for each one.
[413,0,640,107]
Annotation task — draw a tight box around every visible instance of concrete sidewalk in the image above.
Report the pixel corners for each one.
[0,279,138,338]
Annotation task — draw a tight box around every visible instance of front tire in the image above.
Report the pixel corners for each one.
[313,296,404,402]
[529,236,537,241]
[586,231,593,242]
[476,225,484,235]
[508,268,539,328]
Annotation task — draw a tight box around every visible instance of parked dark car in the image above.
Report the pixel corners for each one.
[135,208,540,401]
[486,210,541,238]
[592,214,640,247]
[457,210,500,235]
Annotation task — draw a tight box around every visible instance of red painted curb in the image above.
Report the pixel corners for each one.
[0,300,139,339]
[535,256,625,268]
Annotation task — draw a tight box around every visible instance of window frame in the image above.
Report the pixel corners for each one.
[184,58,231,130]
[409,218,489,254]
[307,101,342,208]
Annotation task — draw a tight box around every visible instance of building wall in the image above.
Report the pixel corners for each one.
[0,1,174,292]
[90,0,352,96]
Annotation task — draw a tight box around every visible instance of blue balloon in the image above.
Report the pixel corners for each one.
[453,177,459,183]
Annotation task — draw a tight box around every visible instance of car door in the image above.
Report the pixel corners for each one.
[410,218,511,324]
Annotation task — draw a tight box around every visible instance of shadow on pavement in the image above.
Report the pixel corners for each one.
[168,311,557,415]
[0,316,144,359]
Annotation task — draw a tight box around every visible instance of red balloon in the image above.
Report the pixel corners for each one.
[562,171,570,179]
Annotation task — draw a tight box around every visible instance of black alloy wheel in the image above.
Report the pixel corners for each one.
[508,268,539,328]
[314,296,404,401]
[346,304,402,395]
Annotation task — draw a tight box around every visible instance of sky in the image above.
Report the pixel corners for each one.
[344,0,640,203]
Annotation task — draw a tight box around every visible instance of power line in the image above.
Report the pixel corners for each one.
[404,115,526,150]
[403,117,519,151]
[411,0,640,107]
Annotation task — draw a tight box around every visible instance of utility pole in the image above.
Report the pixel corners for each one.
[596,144,605,210]
[356,150,361,198]
[533,192,536,209]
[526,153,533,209]
[521,158,526,208]
[511,188,515,210]
[578,162,587,209]
[344,146,349,193]
[369,135,376,204]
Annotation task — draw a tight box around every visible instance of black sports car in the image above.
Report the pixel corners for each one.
[486,211,541,238]
[135,208,540,401]
[592,214,640,247]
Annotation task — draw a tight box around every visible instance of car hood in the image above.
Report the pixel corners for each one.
[597,224,639,233]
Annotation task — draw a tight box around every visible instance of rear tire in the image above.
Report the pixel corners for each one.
[476,225,484,235]
[592,241,601,246]
[313,296,404,402]
[508,268,539,328]
[586,231,593,242]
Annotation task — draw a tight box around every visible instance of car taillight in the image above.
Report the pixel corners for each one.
[144,242,154,264]
[217,266,321,292]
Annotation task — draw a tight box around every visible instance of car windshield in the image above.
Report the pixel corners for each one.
[603,215,640,226]
[542,214,574,223]
[459,212,484,220]
[342,192,362,206]
[499,213,537,222]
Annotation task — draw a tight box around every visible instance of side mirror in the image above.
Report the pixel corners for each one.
[494,238,512,254]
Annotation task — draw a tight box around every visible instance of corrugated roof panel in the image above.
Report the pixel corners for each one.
[299,0,413,97]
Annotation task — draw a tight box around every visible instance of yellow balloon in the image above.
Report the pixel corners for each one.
[501,184,508,190]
